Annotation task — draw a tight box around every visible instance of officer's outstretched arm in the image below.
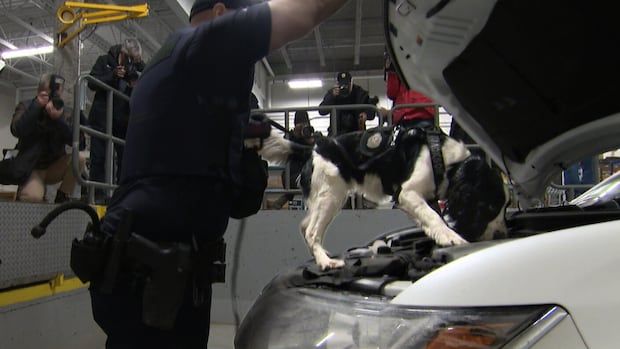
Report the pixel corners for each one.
[268,0,349,51]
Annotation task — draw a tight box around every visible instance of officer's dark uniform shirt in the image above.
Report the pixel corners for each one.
[101,3,272,240]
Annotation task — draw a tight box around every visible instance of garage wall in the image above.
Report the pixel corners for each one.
[0,86,17,151]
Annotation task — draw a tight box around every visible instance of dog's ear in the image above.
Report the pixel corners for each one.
[446,157,507,241]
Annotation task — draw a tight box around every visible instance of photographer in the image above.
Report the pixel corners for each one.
[2,74,85,203]
[319,71,378,136]
[87,38,145,203]
[268,110,315,209]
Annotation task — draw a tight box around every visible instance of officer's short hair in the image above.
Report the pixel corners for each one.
[122,38,142,59]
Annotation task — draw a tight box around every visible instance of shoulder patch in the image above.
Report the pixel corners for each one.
[366,133,383,149]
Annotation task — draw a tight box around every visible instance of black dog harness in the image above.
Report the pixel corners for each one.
[425,128,446,197]
[339,126,447,204]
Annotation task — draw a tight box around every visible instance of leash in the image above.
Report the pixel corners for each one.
[231,218,246,331]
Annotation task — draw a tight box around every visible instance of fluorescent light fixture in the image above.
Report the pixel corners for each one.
[288,79,323,89]
[1,45,54,59]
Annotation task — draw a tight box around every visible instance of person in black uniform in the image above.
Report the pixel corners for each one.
[319,71,379,136]
[89,0,350,348]
[88,38,145,203]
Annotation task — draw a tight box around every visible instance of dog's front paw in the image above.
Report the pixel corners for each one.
[433,226,468,246]
[316,257,345,271]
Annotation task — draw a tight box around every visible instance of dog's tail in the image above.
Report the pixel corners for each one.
[257,130,314,166]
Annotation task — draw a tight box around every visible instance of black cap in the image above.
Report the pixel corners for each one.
[189,0,250,21]
[337,71,352,84]
[294,111,309,125]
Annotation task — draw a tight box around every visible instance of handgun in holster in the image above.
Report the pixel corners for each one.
[35,204,203,330]
[70,210,193,330]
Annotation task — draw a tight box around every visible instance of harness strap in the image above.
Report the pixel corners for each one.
[426,128,445,200]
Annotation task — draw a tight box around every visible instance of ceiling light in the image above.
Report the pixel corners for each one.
[1,45,54,59]
[288,79,323,89]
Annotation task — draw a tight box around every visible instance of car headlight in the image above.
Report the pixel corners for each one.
[235,287,553,349]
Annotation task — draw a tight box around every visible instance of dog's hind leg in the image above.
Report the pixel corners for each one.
[398,188,467,246]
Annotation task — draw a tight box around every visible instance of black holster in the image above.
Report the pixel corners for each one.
[69,212,227,330]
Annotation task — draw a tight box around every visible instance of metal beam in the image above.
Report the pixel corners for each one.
[86,32,115,52]
[0,79,15,88]
[0,10,54,44]
[354,0,363,65]
[261,57,275,77]
[313,27,326,67]
[280,47,292,70]
[130,21,162,51]
[0,38,17,49]
[2,63,39,82]
[162,0,191,23]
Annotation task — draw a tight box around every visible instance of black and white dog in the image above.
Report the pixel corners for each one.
[251,126,508,270]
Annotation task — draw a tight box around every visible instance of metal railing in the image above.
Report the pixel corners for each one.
[68,99,449,208]
[72,74,129,203]
[67,93,532,210]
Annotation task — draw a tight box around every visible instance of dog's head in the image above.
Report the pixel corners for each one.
[445,156,509,242]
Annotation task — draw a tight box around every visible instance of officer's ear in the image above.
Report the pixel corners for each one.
[213,2,227,17]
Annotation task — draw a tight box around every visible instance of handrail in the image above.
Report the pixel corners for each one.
[67,91,515,209]
[72,74,130,202]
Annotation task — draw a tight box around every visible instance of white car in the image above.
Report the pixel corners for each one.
[235,1,620,347]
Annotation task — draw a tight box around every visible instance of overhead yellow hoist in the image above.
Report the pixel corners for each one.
[56,1,149,47]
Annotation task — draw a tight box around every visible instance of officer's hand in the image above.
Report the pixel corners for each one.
[332,86,340,97]
[45,101,63,120]
[36,91,50,107]
[114,66,126,79]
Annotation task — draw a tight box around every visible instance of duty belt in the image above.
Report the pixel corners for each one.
[70,210,227,330]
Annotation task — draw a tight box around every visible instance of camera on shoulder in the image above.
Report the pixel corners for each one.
[300,125,315,138]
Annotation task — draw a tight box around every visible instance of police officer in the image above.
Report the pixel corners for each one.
[89,0,350,348]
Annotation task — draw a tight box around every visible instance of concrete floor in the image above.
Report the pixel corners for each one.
[209,324,236,349]
[0,289,236,349]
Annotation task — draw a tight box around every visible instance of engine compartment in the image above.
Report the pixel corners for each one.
[275,201,620,297]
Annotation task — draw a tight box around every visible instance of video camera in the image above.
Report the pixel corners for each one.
[300,124,315,138]
[118,52,141,83]
[49,74,65,110]
[125,65,141,82]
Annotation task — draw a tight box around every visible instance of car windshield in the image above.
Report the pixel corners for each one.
[570,171,620,207]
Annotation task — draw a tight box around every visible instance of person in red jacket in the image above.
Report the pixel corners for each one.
[385,55,436,129]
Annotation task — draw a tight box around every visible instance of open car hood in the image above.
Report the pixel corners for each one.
[385,0,620,206]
